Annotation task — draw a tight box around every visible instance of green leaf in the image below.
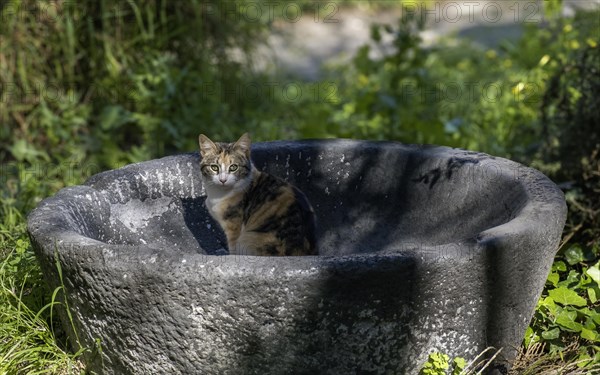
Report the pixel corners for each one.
[558,270,582,288]
[584,316,597,330]
[578,307,594,317]
[552,261,567,272]
[9,139,50,163]
[548,287,587,307]
[556,309,583,332]
[565,244,585,265]
[588,288,598,304]
[420,352,449,374]
[541,327,560,340]
[370,25,381,42]
[543,0,563,18]
[576,352,592,368]
[98,105,134,131]
[580,268,594,286]
[524,326,539,348]
[539,296,559,317]
[547,272,560,286]
[586,262,600,283]
[549,341,566,353]
[452,357,466,375]
[580,327,599,342]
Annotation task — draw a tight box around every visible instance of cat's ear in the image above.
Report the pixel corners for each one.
[234,133,251,157]
[199,134,218,156]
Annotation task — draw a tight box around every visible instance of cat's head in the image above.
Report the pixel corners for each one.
[198,133,253,189]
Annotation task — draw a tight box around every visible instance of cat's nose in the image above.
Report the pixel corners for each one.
[219,177,227,184]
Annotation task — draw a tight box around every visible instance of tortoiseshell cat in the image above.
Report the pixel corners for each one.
[198,133,317,256]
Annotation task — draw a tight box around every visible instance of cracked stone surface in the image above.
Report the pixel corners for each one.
[27,140,567,374]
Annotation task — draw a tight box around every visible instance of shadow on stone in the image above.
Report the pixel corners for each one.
[180,197,226,255]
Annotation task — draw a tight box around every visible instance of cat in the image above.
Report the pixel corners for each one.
[198,133,317,256]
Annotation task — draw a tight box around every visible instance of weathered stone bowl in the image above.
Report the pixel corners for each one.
[28,140,567,374]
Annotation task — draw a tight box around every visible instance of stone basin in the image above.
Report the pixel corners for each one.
[27,140,567,374]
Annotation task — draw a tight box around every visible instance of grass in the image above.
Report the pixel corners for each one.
[0,240,85,374]
[0,195,86,373]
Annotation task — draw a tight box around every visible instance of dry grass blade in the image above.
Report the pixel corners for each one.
[461,347,502,375]
[474,348,503,375]
[510,341,600,375]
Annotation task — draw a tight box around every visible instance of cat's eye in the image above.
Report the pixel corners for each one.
[210,165,219,172]
[229,164,238,172]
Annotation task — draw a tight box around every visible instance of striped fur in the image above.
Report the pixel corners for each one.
[199,133,317,256]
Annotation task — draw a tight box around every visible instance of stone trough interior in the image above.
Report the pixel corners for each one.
[78,140,527,257]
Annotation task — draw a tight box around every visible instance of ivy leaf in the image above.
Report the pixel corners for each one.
[548,287,587,307]
[541,327,560,340]
[578,307,594,317]
[539,296,559,317]
[580,327,599,342]
[576,352,593,368]
[558,270,582,288]
[584,316,597,330]
[420,352,449,374]
[588,288,598,304]
[452,357,466,375]
[547,272,559,286]
[523,326,539,348]
[555,309,583,332]
[552,261,567,272]
[586,262,600,284]
[564,244,585,265]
